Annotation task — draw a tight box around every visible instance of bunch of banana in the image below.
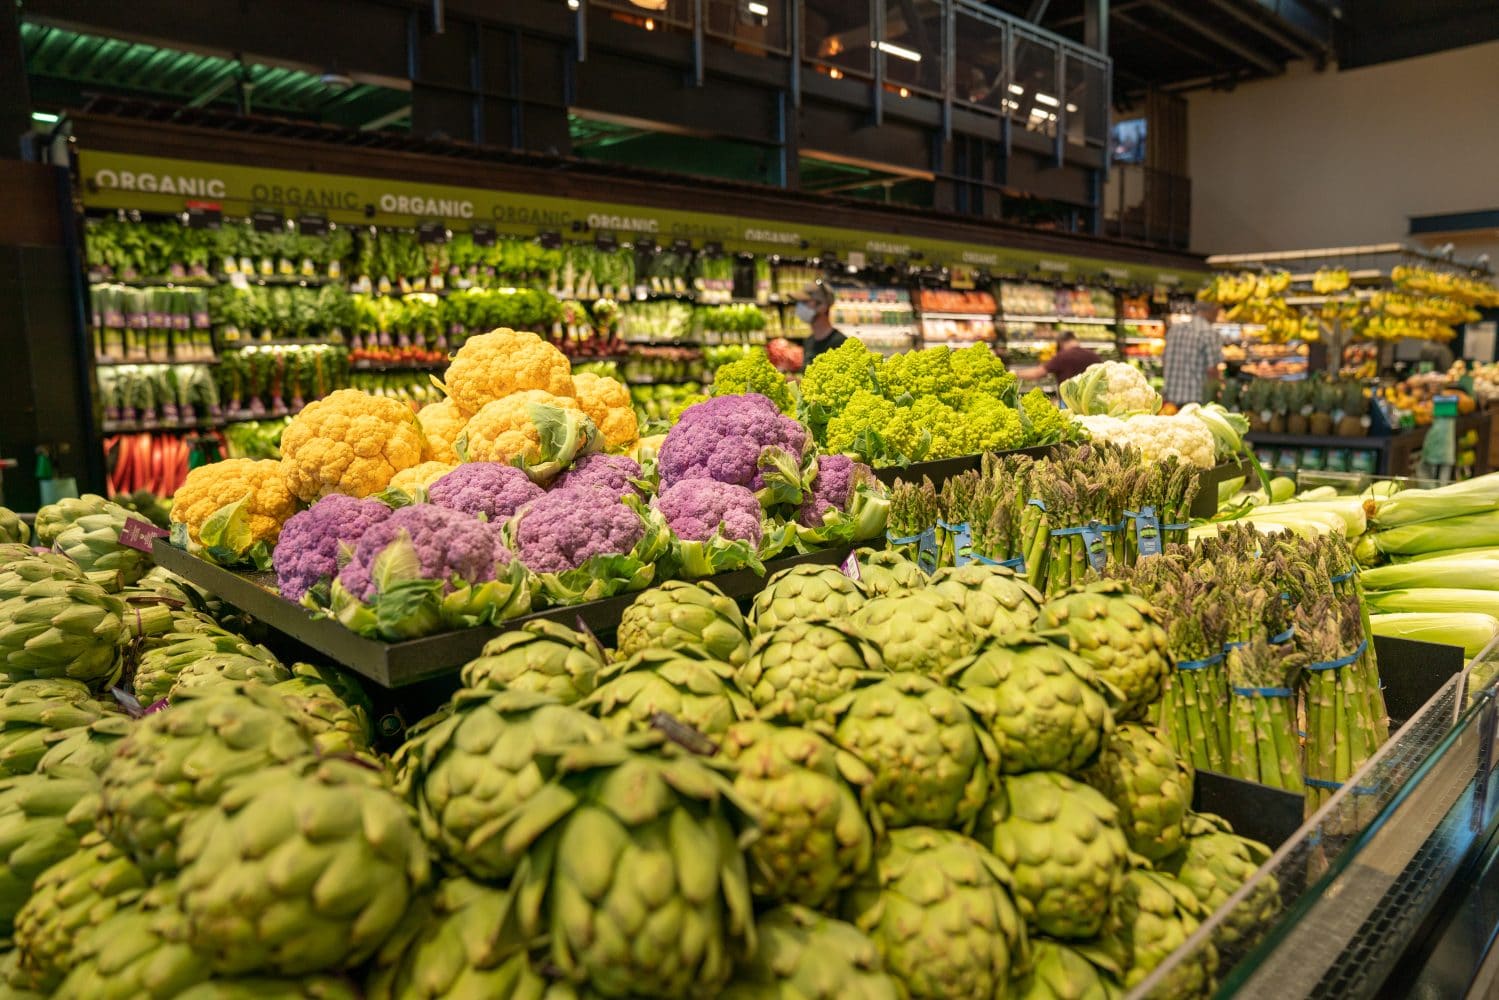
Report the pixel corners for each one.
[1312,268,1350,294]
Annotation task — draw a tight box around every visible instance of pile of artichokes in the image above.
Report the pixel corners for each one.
[0,515,1279,999]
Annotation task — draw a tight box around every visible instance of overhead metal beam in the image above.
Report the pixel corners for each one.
[1202,0,1317,57]
[1051,0,1145,29]
[1142,0,1282,74]
[1114,11,1219,68]
[1026,0,1053,23]
[184,64,240,108]
[359,104,410,131]
[1083,0,1107,55]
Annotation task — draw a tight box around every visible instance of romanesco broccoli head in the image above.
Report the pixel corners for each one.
[885,396,972,461]
[800,338,883,415]
[878,346,951,401]
[960,396,1025,453]
[945,344,1017,406]
[711,349,793,414]
[823,390,898,461]
[1019,387,1075,445]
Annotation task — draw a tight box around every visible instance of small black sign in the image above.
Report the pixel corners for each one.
[298,214,329,237]
[470,225,497,247]
[185,203,222,230]
[538,230,563,250]
[672,238,693,254]
[634,237,657,254]
[417,221,448,245]
[251,210,283,233]
[821,250,839,264]
[703,241,724,257]
[595,232,618,252]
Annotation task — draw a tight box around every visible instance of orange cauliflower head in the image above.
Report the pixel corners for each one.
[279,388,424,501]
[571,372,640,451]
[170,458,298,546]
[416,398,466,463]
[389,460,458,491]
[458,390,583,464]
[443,328,574,415]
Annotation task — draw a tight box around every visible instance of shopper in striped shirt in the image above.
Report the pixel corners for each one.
[1163,300,1223,405]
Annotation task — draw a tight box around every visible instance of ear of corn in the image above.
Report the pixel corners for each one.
[1361,559,1499,593]
[1369,472,1499,529]
[1365,588,1499,620]
[1369,612,1499,656]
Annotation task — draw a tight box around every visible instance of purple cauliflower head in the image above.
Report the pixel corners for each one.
[513,485,646,574]
[657,478,763,544]
[658,393,809,492]
[273,494,392,600]
[798,454,875,527]
[552,453,643,499]
[428,462,544,521]
[337,504,510,600]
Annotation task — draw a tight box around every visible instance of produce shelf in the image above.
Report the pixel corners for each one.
[152,539,856,689]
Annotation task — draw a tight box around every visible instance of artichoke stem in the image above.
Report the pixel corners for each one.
[123,602,177,638]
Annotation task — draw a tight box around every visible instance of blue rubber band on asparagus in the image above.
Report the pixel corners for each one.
[887,531,925,545]
[1231,685,1294,697]
[1271,626,1295,644]
[1329,567,1357,583]
[1305,638,1369,673]
[1177,652,1224,671]
[1027,499,1047,512]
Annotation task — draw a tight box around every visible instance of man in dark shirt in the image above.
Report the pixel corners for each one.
[1016,331,1100,384]
[794,281,847,369]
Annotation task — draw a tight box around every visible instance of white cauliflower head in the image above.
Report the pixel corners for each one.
[1060,361,1162,416]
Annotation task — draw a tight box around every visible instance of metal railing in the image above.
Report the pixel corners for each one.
[1102,163,1191,250]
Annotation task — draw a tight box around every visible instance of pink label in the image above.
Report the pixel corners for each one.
[118,518,168,553]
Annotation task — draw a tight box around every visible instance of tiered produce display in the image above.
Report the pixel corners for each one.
[0,492,1282,998]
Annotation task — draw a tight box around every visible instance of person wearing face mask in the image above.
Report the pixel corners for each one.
[792,281,845,369]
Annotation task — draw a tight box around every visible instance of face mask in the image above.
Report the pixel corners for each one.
[795,301,818,323]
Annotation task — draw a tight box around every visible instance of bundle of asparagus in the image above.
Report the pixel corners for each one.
[1226,615,1308,794]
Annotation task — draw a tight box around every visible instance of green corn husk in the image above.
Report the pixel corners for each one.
[1366,588,1499,619]
[1370,612,1499,657]
[1369,472,1499,529]
[1360,559,1499,593]
[1373,509,1499,556]
[1396,546,1499,563]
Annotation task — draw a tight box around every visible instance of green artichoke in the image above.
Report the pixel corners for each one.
[270,662,374,755]
[1093,869,1218,997]
[582,646,752,737]
[1039,581,1170,721]
[830,674,995,831]
[928,563,1044,638]
[851,589,976,676]
[0,551,93,600]
[53,503,151,586]
[0,507,29,545]
[617,580,752,666]
[131,626,284,704]
[982,771,1129,940]
[33,494,111,548]
[720,721,877,907]
[842,827,1026,1000]
[738,620,886,724]
[1163,812,1277,953]
[722,904,900,1000]
[0,678,110,775]
[0,578,134,687]
[366,877,527,999]
[853,548,925,597]
[395,689,610,881]
[175,755,431,976]
[10,832,147,993]
[165,652,294,698]
[459,619,606,704]
[1010,940,1123,1000]
[99,684,315,877]
[947,636,1116,774]
[1082,723,1193,863]
[750,564,866,633]
[51,888,210,1000]
[34,713,132,775]
[0,766,99,935]
[496,737,757,999]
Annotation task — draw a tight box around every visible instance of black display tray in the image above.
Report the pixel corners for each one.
[152,539,854,689]
[1190,456,1254,519]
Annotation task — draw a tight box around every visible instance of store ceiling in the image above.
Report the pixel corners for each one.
[985,0,1338,102]
[21,23,413,131]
